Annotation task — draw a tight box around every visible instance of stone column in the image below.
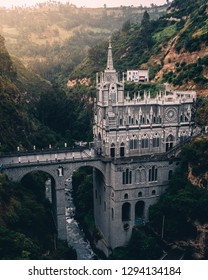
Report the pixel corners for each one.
[55,176,67,240]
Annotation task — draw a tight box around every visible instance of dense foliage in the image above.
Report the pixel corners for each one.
[72,167,95,235]
[110,227,162,260]
[72,0,207,90]
[0,2,168,84]
[0,173,76,259]
[149,137,208,258]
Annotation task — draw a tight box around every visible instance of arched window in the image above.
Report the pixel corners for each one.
[120,142,125,157]
[122,169,132,185]
[153,133,160,148]
[152,190,156,196]
[122,202,131,221]
[166,134,174,151]
[110,143,115,157]
[138,192,142,197]
[130,136,137,150]
[135,201,145,225]
[141,134,149,149]
[124,193,128,199]
[149,166,158,182]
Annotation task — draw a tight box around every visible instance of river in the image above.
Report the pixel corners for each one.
[45,177,97,260]
[65,178,97,260]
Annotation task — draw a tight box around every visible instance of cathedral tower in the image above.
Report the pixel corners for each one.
[93,41,196,255]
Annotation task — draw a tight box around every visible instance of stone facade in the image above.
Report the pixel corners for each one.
[93,41,196,254]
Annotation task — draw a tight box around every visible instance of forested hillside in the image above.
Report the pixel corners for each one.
[0,2,168,84]
[72,0,207,94]
[0,34,93,152]
[0,0,208,260]
[0,172,76,259]
[0,34,58,152]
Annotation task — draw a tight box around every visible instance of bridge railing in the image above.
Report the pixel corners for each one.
[0,146,91,158]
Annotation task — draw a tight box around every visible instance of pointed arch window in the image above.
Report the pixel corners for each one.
[141,134,149,149]
[149,166,158,182]
[153,133,160,148]
[110,143,115,157]
[122,202,131,221]
[122,169,132,185]
[166,134,174,151]
[130,136,138,150]
[120,142,125,157]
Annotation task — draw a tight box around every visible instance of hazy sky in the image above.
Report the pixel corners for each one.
[0,0,168,8]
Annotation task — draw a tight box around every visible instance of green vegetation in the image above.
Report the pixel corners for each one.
[72,167,95,235]
[110,227,162,260]
[72,0,207,90]
[0,34,93,152]
[0,2,168,84]
[149,138,208,258]
[162,56,208,86]
[0,173,76,259]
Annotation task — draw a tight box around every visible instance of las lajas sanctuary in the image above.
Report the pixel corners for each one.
[1,41,197,257]
[92,41,196,255]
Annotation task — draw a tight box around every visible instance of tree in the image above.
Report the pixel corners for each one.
[140,11,153,50]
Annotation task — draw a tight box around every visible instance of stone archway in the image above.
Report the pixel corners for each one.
[166,134,175,151]
[20,170,58,231]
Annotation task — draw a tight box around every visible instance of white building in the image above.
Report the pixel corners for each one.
[127,69,149,82]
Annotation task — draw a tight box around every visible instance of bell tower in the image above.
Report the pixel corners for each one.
[93,40,196,256]
[93,40,125,157]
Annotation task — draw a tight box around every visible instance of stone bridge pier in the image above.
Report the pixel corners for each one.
[3,158,104,241]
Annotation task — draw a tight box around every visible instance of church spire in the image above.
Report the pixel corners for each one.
[106,39,114,71]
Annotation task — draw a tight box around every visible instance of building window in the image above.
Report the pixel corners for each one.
[141,137,149,148]
[124,193,128,199]
[122,202,131,221]
[152,190,156,196]
[153,134,160,148]
[138,191,142,197]
[122,169,132,185]
[120,143,125,157]
[135,201,145,225]
[149,166,158,182]
[130,137,138,150]
[112,208,114,220]
[104,201,106,211]
[166,134,174,152]
[110,143,115,157]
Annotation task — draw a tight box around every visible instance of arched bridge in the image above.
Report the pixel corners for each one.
[0,148,108,240]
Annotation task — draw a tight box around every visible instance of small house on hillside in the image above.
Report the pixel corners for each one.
[127,69,149,82]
